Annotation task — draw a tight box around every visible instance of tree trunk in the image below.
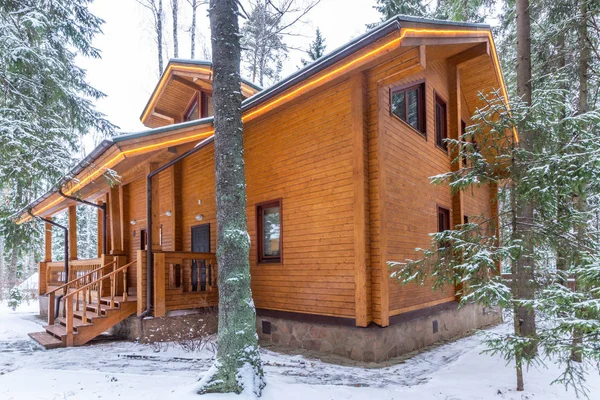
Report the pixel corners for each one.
[514,0,537,390]
[172,0,179,58]
[571,0,590,363]
[158,0,164,74]
[200,0,264,395]
[190,0,197,58]
[8,246,18,289]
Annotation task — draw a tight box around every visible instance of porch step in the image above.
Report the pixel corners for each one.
[28,332,64,350]
[56,317,91,329]
[43,323,69,340]
[100,295,137,306]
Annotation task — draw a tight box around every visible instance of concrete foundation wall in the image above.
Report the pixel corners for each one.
[257,302,501,362]
[39,295,48,319]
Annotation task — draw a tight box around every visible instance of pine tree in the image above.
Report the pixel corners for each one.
[198,0,264,395]
[301,28,326,66]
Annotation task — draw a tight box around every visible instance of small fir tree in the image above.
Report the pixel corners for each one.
[301,28,326,66]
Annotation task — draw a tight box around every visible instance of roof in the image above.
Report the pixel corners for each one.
[17,15,505,223]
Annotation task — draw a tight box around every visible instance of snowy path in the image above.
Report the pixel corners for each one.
[1,302,598,400]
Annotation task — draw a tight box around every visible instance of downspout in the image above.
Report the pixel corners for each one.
[143,136,214,318]
[58,189,107,255]
[29,211,69,320]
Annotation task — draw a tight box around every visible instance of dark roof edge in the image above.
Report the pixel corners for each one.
[395,14,490,29]
[113,117,214,143]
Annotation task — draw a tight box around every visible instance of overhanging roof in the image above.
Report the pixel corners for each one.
[17,15,508,224]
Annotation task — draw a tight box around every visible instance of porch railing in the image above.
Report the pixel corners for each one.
[63,260,136,346]
[152,251,218,317]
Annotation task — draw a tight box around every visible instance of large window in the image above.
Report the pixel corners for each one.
[390,82,426,135]
[435,94,448,151]
[257,200,282,264]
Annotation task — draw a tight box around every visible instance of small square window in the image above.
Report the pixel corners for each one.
[257,200,282,264]
[390,82,426,135]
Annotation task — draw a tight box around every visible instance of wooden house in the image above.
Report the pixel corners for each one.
[22,16,503,360]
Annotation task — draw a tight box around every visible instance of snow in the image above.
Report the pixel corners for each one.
[1,302,599,400]
[17,273,38,291]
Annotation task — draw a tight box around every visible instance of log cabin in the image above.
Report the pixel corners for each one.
[20,16,504,361]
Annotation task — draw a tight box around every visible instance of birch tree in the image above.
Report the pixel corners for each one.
[171,0,179,58]
[137,0,165,74]
[197,0,264,395]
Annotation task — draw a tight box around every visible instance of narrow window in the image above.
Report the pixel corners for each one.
[184,94,199,122]
[390,82,426,135]
[435,94,448,151]
[140,229,147,251]
[200,92,209,118]
[464,215,469,224]
[257,200,282,264]
[437,207,450,232]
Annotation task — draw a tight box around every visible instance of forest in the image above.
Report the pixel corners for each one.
[1,0,600,397]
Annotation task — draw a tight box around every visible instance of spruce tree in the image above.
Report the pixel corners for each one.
[0,0,113,288]
[301,28,326,66]
[198,0,264,395]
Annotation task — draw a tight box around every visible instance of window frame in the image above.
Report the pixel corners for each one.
[389,80,427,137]
[256,199,283,265]
[437,206,451,232]
[434,92,448,152]
[183,93,200,122]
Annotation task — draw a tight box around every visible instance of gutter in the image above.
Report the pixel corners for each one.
[143,136,215,317]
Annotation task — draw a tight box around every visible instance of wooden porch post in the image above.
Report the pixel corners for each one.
[68,205,77,261]
[149,162,161,251]
[109,186,124,255]
[352,73,369,327]
[169,163,183,251]
[448,65,464,300]
[97,200,104,258]
[44,219,52,262]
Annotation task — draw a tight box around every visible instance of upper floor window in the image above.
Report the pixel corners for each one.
[438,206,450,232]
[257,199,282,264]
[390,82,425,135]
[435,94,448,151]
[184,94,199,122]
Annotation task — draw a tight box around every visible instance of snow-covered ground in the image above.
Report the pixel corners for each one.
[1,301,598,400]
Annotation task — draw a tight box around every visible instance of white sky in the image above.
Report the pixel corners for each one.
[77,0,380,151]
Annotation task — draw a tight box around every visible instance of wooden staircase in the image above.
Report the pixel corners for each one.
[29,259,137,349]
[29,295,137,349]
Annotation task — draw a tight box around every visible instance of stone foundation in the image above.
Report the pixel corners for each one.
[113,308,218,343]
[256,302,501,362]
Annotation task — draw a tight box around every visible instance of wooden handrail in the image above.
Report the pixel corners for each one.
[46,260,115,296]
[64,260,136,301]
[63,260,136,346]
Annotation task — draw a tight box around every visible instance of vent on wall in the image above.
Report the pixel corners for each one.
[432,320,439,334]
[262,320,272,335]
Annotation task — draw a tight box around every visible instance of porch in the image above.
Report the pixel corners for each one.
[32,250,217,349]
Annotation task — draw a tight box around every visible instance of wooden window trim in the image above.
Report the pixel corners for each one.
[434,91,448,153]
[389,80,427,138]
[183,93,200,122]
[437,205,451,232]
[200,92,209,118]
[256,199,283,265]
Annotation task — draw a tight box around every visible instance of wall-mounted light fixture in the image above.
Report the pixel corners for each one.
[165,210,172,217]
[130,220,137,225]
[195,214,204,221]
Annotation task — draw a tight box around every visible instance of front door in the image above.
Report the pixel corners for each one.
[191,224,210,291]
